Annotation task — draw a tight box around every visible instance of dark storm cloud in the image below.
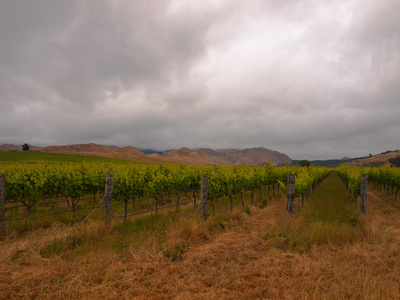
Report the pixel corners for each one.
[0,0,399,159]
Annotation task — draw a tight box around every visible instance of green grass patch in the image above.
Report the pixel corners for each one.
[5,196,105,234]
[206,186,281,216]
[0,151,141,164]
[113,214,169,233]
[282,172,361,251]
[37,196,256,259]
[33,183,280,259]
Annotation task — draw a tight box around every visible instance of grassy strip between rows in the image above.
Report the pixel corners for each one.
[273,172,362,251]
[33,188,283,260]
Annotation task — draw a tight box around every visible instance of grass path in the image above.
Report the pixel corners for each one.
[1,173,400,299]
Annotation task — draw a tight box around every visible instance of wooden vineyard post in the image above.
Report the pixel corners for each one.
[0,174,5,238]
[287,174,295,214]
[104,173,114,226]
[200,174,209,221]
[360,174,367,215]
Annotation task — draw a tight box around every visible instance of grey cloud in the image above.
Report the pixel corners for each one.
[1,0,399,159]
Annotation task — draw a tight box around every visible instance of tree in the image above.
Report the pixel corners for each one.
[22,143,30,151]
[299,159,311,167]
[388,155,400,167]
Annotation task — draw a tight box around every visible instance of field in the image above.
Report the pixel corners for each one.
[1,171,400,298]
[0,151,140,164]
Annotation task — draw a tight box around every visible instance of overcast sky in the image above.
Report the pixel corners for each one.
[1,0,399,160]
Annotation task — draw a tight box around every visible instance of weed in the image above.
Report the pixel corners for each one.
[244,206,251,215]
[161,240,188,261]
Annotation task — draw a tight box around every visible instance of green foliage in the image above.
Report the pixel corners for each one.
[367,165,400,190]
[1,161,332,207]
[388,155,400,167]
[0,151,138,164]
[2,160,332,234]
[336,165,362,197]
[338,164,400,198]
[22,143,30,151]
[299,159,311,167]
[292,166,331,197]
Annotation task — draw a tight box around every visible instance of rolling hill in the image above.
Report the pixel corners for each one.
[157,147,222,164]
[194,147,292,165]
[291,150,400,167]
[37,143,153,162]
[0,144,42,151]
[0,143,292,165]
[41,143,144,156]
[347,151,400,166]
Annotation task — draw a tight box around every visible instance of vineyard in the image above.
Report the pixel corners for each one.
[2,160,400,236]
[337,164,400,200]
[2,161,400,235]
[1,160,400,298]
[0,162,330,235]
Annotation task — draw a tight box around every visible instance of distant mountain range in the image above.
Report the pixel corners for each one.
[2,143,397,166]
[0,143,292,165]
[194,147,292,165]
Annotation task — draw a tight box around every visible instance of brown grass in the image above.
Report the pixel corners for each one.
[348,151,399,166]
[1,187,400,299]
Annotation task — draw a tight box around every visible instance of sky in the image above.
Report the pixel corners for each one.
[1,0,399,160]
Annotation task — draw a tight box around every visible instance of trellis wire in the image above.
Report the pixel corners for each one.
[214,199,252,215]
[5,204,105,221]
[112,199,194,219]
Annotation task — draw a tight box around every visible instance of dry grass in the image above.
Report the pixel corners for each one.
[348,151,399,166]
[1,179,400,299]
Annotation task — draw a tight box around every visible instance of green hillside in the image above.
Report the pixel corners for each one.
[0,151,140,164]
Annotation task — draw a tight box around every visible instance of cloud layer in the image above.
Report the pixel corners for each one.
[1,0,399,159]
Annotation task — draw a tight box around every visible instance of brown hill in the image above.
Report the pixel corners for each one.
[117,146,145,156]
[1,142,292,165]
[39,143,148,161]
[0,144,42,151]
[194,147,292,165]
[347,151,400,166]
[160,147,221,164]
[41,143,116,154]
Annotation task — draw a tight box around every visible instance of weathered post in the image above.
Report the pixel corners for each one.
[176,192,180,210]
[0,174,5,238]
[287,174,295,214]
[200,174,209,220]
[360,174,367,214]
[104,173,114,226]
